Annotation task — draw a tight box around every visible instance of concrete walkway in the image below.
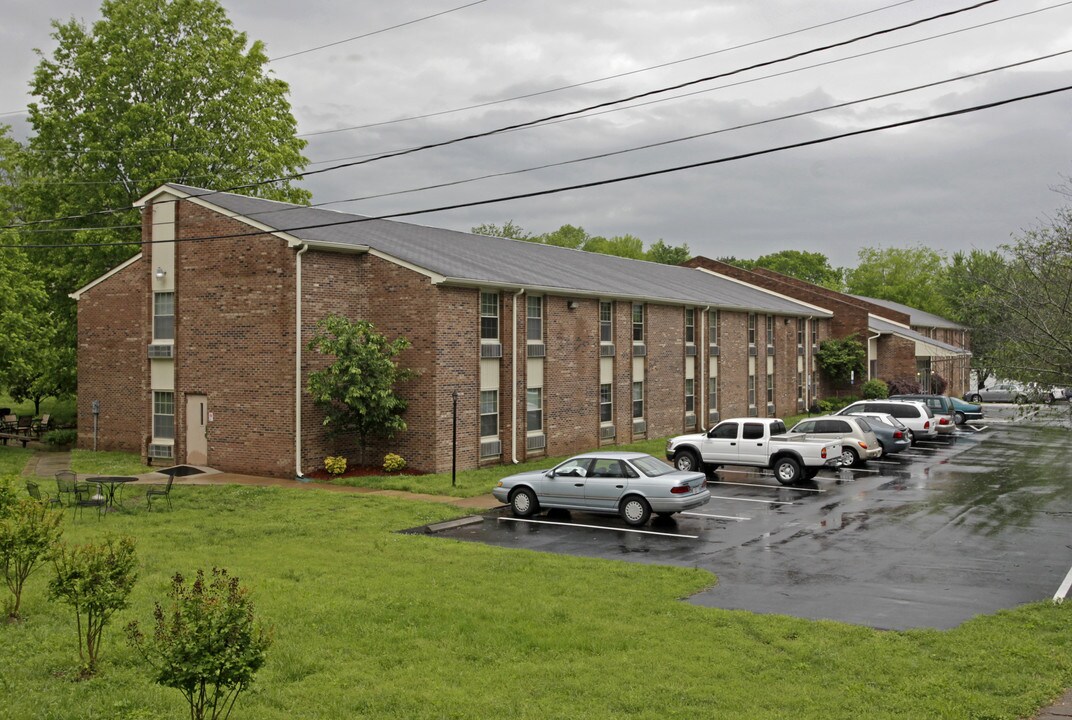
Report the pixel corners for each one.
[20,450,1070,718]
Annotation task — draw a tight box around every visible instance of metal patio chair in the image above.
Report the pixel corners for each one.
[146,474,174,511]
[25,480,61,508]
[72,482,106,521]
[55,471,77,507]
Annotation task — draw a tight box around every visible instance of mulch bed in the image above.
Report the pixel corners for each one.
[304,465,423,480]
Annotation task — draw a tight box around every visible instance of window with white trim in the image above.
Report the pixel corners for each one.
[154,292,175,341]
[632,303,644,342]
[480,390,498,437]
[526,295,542,342]
[526,388,542,432]
[684,308,695,344]
[480,291,499,341]
[632,381,644,419]
[767,372,774,404]
[811,319,818,347]
[708,377,717,411]
[797,318,805,347]
[709,310,719,346]
[685,378,695,414]
[748,374,756,407]
[153,391,175,439]
[600,301,613,343]
[600,383,612,423]
[766,315,774,346]
[798,372,804,401]
[748,313,756,346]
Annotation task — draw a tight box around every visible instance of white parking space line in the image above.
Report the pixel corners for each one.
[965,424,989,432]
[1054,564,1072,604]
[708,494,796,505]
[870,460,903,465]
[709,480,825,493]
[844,466,881,473]
[681,511,750,521]
[496,516,698,539]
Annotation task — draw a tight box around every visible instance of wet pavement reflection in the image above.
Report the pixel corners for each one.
[429,407,1072,630]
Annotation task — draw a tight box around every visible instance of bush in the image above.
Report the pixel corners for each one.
[323,456,347,476]
[931,373,948,395]
[0,498,64,620]
[887,376,922,395]
[861,379,889,399]
[127,568,272,720]
[383,453,406,473]
[818,396,857,413]
[42,429,77,447]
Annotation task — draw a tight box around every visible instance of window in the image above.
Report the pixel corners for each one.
[480,390,498,437]
[711,422,738,439]
[743,423,765,440]
[748,313,756,345]
[797,318,805,346]
[709,310,719,346]
[526,295,542,342]
[526,388,542,432]
[685,378,695,413]
[708,377,717,410]
[480,292,499,340]
[600,383,612,423]
[766,315,774,346]
[600,301,613,343]
[748,374,756,407]
[632,381,644,419]
[767,372,774,404]
[632,303,645,342]
[684,308,695,344]
[798,372,804,401]
[811,319,818,347]
[153,391,174,439]
[154,292,175,340]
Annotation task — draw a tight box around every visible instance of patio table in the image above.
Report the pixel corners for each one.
[88,476,138,512]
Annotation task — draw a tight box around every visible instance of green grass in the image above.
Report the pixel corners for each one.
[1,483,1069,720]
[0,445,33,475]
[70,450,153,476]
[0,392,76,427]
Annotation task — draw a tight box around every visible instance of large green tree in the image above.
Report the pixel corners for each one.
[470,221,691,264]
[749,250,844,289]
[843,246,949,316]
[17,0,311,371]
[940,249,1008,387]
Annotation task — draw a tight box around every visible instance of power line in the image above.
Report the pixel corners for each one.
[297,0,923,138]
[8,83,1070,250]
[1,0,1003,231]
[14,48,1069,236]
[268,0,490,62]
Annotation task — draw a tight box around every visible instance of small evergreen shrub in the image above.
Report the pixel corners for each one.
[43,430,77,448]
[818,396,857,413]
[323,456,347,476]
[383,454,406,473]
[861,379,889,399]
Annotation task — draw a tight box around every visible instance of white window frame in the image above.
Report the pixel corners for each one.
[632,381,644,419]
[480,291,499,342]
[685,378,695,414]
[748,313,756,346]
[599,383,613,423]
[154,291,175,341]
[480,390,498,438]
[632,303,644,343]
[153,391,175,440]
[526,295,543,343]
[526,388,543,433]
[600,301,613,343]
[684,308,695,345]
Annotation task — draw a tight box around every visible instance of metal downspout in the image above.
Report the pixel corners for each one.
[512,288,525,464]
[699,306,709,429]
[295,244,309,480]
[867,330,882,380]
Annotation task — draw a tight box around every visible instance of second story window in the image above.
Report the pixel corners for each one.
[811,320,818,347]
[600,301,613,343]
[797,318,805,346]
[684,308,695,344]
[154,292,175,341]
[685,378,695,414]
[480,291,499,341]
[748,313,756,346]
[766,315,774,346]
[767,372,775,404]
[600,383,612,423]
[632,381,644,419]
[709,310,719,346]
[632,303,644,343]
[526,295,542,342]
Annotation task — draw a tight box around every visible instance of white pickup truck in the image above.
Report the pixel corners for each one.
[665,417,842,484]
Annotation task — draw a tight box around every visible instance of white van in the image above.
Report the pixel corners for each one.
[835,400,937,444]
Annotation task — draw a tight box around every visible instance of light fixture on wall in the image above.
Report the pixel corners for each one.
[567,300,579,310]
[155,267,166,280]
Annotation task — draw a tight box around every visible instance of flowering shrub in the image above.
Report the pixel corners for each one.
[324,456,347,476]
[383,454,406,473]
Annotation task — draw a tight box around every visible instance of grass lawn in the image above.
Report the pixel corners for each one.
[1,482,1070,719]
[0,392,76,427]
[70,449,153,476]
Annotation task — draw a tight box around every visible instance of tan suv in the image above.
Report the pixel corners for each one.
[788,415,882,467]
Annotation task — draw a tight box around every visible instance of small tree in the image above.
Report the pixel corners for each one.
[0,497,63,620]
[306,316,415,462]
[887,376,923,395]
[816,335,866,387]
[931,373,948,395]
[50,536,137,674]
[127,568,272,720]
[861,378,889,399]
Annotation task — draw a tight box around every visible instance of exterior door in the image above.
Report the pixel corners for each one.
[186,394,208,466]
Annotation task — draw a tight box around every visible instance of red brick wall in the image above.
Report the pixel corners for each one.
[544,296,601,457]
[644,304,686,438]
[76,257,148,453]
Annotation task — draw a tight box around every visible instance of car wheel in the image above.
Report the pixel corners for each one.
[1044,393,1055,404]
[841,447,860,467]
[969,394,982,403]
[619,496,651,527]
[954,411,966,425]
[773,457,801,485]
[673,450,700,473]
[509,487,539,518]
[1014,394,1027,404]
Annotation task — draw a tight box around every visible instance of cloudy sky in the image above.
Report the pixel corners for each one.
[3,0,1072,264]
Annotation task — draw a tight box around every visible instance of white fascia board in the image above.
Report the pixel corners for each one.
[869,313,911,330]
[69,253,143,300]
[691,267,834,317]
[134,184,301,244]
[368,249,447,283]
[298,240,371,255]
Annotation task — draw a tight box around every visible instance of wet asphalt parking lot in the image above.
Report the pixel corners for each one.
[425,406,1072,630]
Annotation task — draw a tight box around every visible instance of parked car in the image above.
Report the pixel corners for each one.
[964,383,1057,404]
[842,411,911,455]
[836,399,938,443]
[888,394,956,434]
[666,417,842,485]
[948,396,984,425]
[788,415,881,467]
[493,452,710,526]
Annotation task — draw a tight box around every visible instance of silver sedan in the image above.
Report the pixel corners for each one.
[493,452,710,527]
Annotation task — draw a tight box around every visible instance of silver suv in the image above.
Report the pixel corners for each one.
[835,400,937,444]
[789,415,881,467]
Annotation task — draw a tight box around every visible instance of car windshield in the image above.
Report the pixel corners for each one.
[630,455,675,477]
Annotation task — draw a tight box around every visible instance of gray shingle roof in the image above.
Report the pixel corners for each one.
[852,294,963,330]
[868,316,968,355]
[162,184,829,317]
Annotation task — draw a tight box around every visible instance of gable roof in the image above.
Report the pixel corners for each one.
[868,315,968,356]
[851,295,964,330]
[139,184,830,317]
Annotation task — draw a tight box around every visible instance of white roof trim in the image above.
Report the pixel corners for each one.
[69,253,143,300]
[692,266,834,317]
[868,313,911,330]
[135,185,301,244]
[369,249,447,283]
[297,240,371,255]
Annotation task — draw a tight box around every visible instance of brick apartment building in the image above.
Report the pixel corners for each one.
[72,184,837,478]
[684,258,972,396]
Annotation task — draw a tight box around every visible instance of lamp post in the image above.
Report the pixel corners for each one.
[451,390,458,487]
